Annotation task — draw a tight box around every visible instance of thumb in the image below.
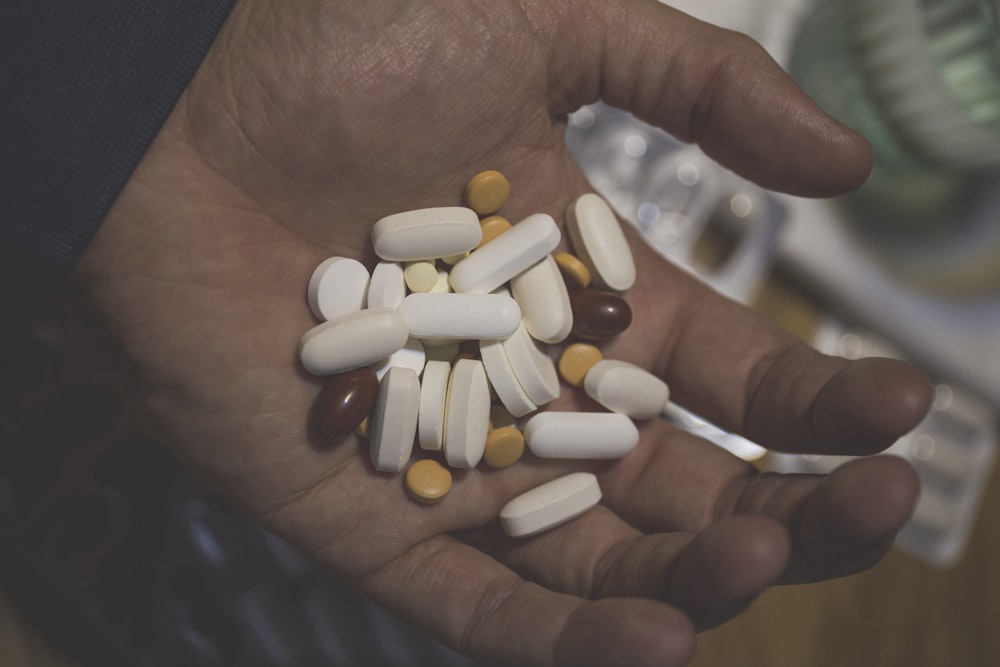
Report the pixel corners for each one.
[545,0,871,197]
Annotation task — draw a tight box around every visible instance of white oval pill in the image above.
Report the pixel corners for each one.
[510,254,573,344]
[372,337,426,380]
[307,257,370,322]
[398,293,521,340]
[449,213,561,293]
[499,472,601,538]
[524,412,639,459]
[299,308,409,375]
[501,323,561,406]
[566,193,636,291]
[583,360,670,420]
[443,358,491,468]
[418,360,450,451]
[370,366,420,473]
[479,338,538,417]
[372,207,482,261]
[368,261,406,309]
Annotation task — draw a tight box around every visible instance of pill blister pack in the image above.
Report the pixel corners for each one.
[0,309,481,666]
[565,101,999,568]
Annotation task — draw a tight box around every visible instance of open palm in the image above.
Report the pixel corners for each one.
[73,1,932,665]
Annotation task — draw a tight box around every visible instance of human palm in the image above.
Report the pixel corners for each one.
[74,1,932,665]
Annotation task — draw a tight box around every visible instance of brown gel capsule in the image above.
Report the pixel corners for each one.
[312,368,379,438]
[569,289,632,340]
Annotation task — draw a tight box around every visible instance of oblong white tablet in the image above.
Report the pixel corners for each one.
[398,293,521,340]
[368,261,406,310]
[501,323,560,406]
[524,412,639,459]
[479,338,538,417]
[583,360,670,420]
[499,472,602,538]
[372,207,482,261]
[369,366,420,473]
[307,257,370,322]
[510,254,573,344]
[418,360,450,451]
[372,337,426,380]
[443,359,491,468]
[566,193,636,291]
[449,213,561,293]
[298,308,409,375]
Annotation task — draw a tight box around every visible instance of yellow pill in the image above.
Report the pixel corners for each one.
[464,170,510,216]
[405,459,452,504]
[554,251,591,289]
[477,216,513,248]
[404,261,439,292]
[355,416,371,439]
[558,343,604,387]
[484,426,525,469]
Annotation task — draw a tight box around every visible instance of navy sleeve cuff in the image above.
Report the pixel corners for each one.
[0,0,236,276]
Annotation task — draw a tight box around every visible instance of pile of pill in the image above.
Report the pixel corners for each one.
[298,171,670,538]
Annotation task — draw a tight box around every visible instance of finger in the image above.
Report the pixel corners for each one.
[727,454,920,582]
[358,534,695,667]
[610,239,934,456]
[471,501,788,630]
[545,0,871,196]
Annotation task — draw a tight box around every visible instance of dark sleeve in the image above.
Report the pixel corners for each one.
[0,0,236,283]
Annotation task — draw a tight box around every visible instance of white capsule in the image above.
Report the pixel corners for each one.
[443,359,491,468]
[307,257,370,322]
[418,360,450,451]
[370,366,420,473]
[398,292,521,340]
[372,337,426,380]
[479,338,538,417]
[502,323,560,406]
[499,472,602,538]
[524,412,639,459]
[510,254,573,344]
[566,193,636,291]
[372,207,482,261]
[449,213,561,293]
[299,308,409,375]
[368,261,406,309]
[583,360,670,420]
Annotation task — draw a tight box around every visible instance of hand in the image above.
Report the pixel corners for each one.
[72,1,932,665]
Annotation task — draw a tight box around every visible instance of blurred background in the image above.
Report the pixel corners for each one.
[2,0,999,665]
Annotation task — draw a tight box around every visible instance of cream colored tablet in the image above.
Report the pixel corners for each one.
[449,213,561,293]
[403,261,440,292]
[583,359,670,420]
[566,193,636,291]
[418,360,450,451]
[479,338,538,417]
[510,254,573,344]
[369,366,420,473]
[429,268,451,293]
[501,323,561,406]
[299,308,409,375]
[307,257,369,321]
[524,412,639,459]
[443,359,491,468]
[368,261,406,309]
[372,207,482,261]
[499,472,602,538]
[398,292,521,340]
[372,337,426,380]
